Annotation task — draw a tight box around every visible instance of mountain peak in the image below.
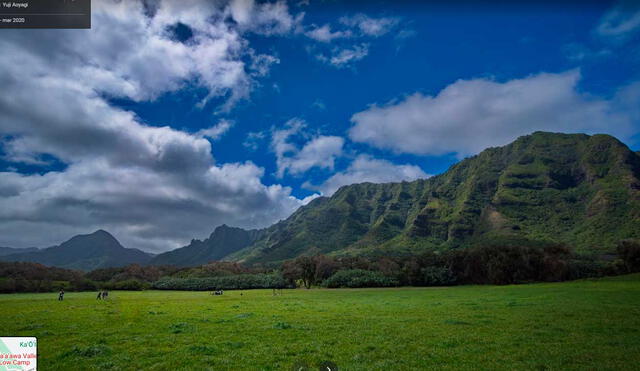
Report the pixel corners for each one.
[0,229,151,270]
[91,229,114,237]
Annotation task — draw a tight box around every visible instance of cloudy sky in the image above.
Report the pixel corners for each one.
[0,0,639,252]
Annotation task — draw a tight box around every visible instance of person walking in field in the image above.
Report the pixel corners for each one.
[58,289,64,301]
[102,290,108,299]
[97,291,102,300]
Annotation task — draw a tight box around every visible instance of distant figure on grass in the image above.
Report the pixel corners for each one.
[96,291,102,300]
[102,290,108,299]
[273,284,284,296]
[58,289,64,301]
[211,289,224,295]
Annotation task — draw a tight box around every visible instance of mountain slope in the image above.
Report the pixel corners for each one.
[150,225,263,267]
[0,230,153,271]
[0,247,39,256]
[229,132,640,264]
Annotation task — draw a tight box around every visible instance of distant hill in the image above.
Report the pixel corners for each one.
[150,225,262,267]
[0,230,153,271]
[226,132,640,264]
[0,246,39,256]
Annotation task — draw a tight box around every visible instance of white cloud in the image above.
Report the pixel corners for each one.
[243,131,267,151]
[0,0,295,111]
[349,70,640,157]
[197,120,234,140]
[596,1,640,39]
[310,155,428,196]
[316,44,369,68]
[339,14,399,37]
[304,13,401,68]
[305,24,352,42]
[229,0,304,36]
[0,0,309,252]
[271,119,345,177]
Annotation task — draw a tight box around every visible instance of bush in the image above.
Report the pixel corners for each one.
[617,239,640,273]
[567,258,608,280]
[152,273,290,291]
[448,244,571,285]
[70,279,98,291]
[105,279,149,291]
[421,266,456,286]
[322,269,399,288]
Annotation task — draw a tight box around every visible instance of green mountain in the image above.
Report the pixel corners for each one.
[228,132,640,264]
[0,230,153,271]
[150,225,263,267]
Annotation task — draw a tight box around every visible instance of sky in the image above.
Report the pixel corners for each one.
[0,0,639,253]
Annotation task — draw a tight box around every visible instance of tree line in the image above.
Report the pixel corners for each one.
[1,240,639,293]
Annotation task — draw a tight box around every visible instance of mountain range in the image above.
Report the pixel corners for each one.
[0,230,153,271]
[2,132,639,269]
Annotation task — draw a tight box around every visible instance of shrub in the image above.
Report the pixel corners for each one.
[70,279,98,291]
[448,244,571,285]
[567,258,608,280]
[108,279,149,290]
[152,273,290,291]
[617,239,640,273]
[421,266,456,286]
[322,269,399,288]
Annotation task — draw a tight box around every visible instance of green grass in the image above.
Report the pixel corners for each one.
[2,275,640,370]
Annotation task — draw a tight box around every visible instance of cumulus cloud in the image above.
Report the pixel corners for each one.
[349,70,640,157]
[309,155,428,196]
[596,1,640,39]
[0,0,308,252]
[271,119,345,178]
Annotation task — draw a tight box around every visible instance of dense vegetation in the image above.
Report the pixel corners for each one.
[230,132,640,264]
[153,273,290,291]
[2,240,639,293]
[2,275,639,369]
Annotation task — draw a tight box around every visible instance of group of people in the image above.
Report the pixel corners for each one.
[96,290,109,300]
[211,289,224,295]
[56,289,109,301]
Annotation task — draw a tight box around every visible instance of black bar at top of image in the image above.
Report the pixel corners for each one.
[0,0,91,29]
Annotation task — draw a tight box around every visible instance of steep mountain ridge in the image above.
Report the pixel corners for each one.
[229,132,640,264]
[150,224,263,267]
[0,230,153,271]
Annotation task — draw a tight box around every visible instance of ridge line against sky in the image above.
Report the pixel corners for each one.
[0,0,638,252]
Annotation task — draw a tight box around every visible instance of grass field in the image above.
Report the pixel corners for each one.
[2,275,640,370]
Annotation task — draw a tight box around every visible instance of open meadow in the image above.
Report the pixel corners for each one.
[2,275,640,370]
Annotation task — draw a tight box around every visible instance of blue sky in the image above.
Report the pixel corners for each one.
[110,0,639,200]
[0,0,639,252]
